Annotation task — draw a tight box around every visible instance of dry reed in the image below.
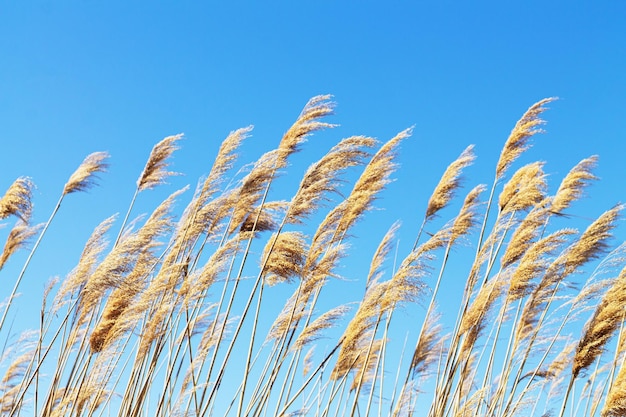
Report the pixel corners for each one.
[0,96,623,417]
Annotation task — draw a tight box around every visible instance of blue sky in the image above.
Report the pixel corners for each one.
[1,2,626,415]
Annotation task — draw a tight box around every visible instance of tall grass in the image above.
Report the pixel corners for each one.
[0,95,624,417]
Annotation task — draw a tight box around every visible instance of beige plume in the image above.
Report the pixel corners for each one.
[136,134,182,191]
[63,151,110,195]
[496,98,555,180]
[426,145,475,220]
[498,162,547,213]
[0,220,42,271]
[551,155,599,215]
[573,266,626,377]
[0,177,33,221]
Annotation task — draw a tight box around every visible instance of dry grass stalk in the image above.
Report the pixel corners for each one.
[302,347,315,377]
[561,205,622,276]
[228,150,280,233]
[573,266,626,378]
[0,177,33,221]
[54,215,116,309]
[239,200,286,234]
[426,145,475,220]
[277,95,335,167]
[199,126,252,202]
[335,128,411,238]
[495,98,555,180]
[0,220,41,271]
[89,250,155,353]
[459,272,506,336]
[287,136,376,224]
[410,312,443,377]
[507,228,575,303]
[498,162,547,213]
[332,282,388,380]
[262,231,308,286]
[179,236,239,307]
[500,202,551,270]
[294,305,349,349]
[366,222,401,289]
[349,338,383,392]
[450,184,486,245]
[551,155,599,215]
[63,151,110,195]
[2,96,626,417]
[137,134,182,191]
[602,356,626,417]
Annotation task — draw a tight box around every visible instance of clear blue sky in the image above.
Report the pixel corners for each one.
[1,2,625,415]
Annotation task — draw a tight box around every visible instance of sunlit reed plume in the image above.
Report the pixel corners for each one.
[137,134,182,191]
[496,97,555,180]
[262,231,308,285]
[573,266,626,377]
[450,184,485,245]
[0,220,41,271]
[63,151,110,195]
[426,145,475,220]
[551,155,599,215]
[498,162,547,213]
[0,177,33,221]
[287,136,376,224]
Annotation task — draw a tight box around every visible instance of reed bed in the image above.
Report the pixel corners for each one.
[0,95,624,417]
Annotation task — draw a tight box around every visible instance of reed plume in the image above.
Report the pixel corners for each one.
[572,266,626,378]
[507,228,574,303]
[294,305,349,349]
[551,155,599,215]
[495,98,555,180]
[277,95,335,166]
[63,151,110,195]
[425,145,475,220]
[450,184,485,245]
[262,231,308,286]
[561,205,622,275]
[287,136,376,224]
[0,177,33,221]
[335,128,411,237]
[410,312,443,377]
[0,220,41,271]
[137,134,182,191]
[498,162,547,213]
[54,215,116,307]
[602,356,626,417]
[500,201,551,270]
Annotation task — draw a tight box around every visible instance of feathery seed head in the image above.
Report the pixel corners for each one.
[426,145,475,220]
[287,135,376,224]
[0,221,42,271]
[262,231,308,285]
[0,177,34,221]
[277,95,336,167]
[451,184,486,244]
[551,155,599,215]
[498,162,547,212]
[507,229,575,303]
[137,134,182,191]
[496,97,556,180]
[562,204,622,276]
[500,202,551,269]
[573,266,626,377]
[63,151,110,195]
[336,128,411,237]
